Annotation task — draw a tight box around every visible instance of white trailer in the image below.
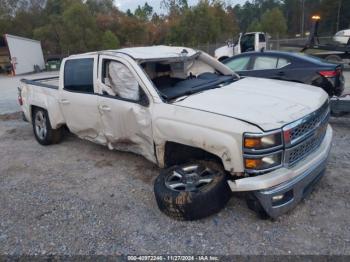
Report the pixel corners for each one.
[2,34,45,75]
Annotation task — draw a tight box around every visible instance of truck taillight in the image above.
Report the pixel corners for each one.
[17,87,23,106]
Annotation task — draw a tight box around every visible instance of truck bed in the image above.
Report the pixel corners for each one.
[21,76,59,89]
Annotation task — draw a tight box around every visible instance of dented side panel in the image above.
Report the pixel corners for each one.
[20,82,65,129]
[97,96,156,163]
[152,103,262,173]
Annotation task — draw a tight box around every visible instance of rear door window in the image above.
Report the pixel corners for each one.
[277,58,290,68]
[64,58,94,93]
[225,56,250,71]
[253,56,278,70]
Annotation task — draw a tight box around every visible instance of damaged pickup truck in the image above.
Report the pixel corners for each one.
[19,46,332,220]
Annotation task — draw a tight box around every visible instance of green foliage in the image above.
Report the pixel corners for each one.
[167,1,239,45]
[60,1,99,53]
[260,7,287,37]
[134,2,153,21]
[2,0,350,55]
[101,30,120,49]
[247,20,262,32]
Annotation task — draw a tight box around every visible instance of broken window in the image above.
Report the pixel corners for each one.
[102,60,140,101]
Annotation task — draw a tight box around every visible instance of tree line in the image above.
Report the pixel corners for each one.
[0,0,349,55]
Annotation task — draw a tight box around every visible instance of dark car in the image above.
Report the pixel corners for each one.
[222,51,345,96]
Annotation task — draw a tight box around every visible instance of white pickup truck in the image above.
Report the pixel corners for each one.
[19,46,332,220]
[215,32,267,61]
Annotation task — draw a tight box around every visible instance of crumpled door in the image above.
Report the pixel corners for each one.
[98,96,155,163]
[97,59,155,163]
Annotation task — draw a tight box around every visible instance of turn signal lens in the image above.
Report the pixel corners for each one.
[244,137,261,148]
[245,159,262,169]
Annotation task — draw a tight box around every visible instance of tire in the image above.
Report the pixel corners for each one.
[154,161,232,220]
[32,108,62,145]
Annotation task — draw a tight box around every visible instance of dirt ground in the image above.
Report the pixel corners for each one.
[0,113,349,255]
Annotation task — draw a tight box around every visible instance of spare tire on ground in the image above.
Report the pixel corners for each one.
[154,161,232,220]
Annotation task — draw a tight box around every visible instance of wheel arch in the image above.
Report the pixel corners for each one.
[157,141,227,172]
[30,104,65,130]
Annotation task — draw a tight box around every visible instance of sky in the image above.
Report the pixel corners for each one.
[115,0,247,14]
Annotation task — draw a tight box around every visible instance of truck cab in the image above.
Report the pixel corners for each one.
[215,32,267,61]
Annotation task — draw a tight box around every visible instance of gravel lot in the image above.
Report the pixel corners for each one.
[0,72,349,255]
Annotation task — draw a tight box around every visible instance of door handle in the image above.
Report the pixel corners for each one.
[60,99,70,104]
[277,71,285,76]
[99,105,111,112]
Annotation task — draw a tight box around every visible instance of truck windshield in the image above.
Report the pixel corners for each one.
[141,55,238,101]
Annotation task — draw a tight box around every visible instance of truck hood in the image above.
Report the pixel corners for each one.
[173,77,328,131]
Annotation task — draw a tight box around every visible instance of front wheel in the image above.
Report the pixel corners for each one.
[32,108,62,145]
[154,161,232,220]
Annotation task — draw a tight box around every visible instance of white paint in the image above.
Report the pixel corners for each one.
[5,34,45,75]
[19,46,331,191]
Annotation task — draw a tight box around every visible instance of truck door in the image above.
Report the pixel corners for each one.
[240,34,255,53]
[59,55,104,143]
[96,55,155,163]
[234,33,242,55]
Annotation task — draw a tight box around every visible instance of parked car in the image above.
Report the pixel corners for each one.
[19,46,332,220]
[222,51,345,97]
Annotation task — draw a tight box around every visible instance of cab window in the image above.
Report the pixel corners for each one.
[259,34,265,43]
[64,58,94,93]
[225,56,250,71]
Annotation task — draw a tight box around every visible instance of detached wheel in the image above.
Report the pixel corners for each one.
[32,108,62,145]
[154,161,232,220]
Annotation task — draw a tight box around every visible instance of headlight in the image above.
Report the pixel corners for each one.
[243,131,283,152]
[244,151,283,172]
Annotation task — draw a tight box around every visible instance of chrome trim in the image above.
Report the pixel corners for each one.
[284,111,329,167]
[283,101,330,147]
[284,129,327,167]
[243,100,330,174]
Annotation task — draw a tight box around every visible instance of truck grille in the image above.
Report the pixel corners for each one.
[284,102,330,166]
[284,101,329,146]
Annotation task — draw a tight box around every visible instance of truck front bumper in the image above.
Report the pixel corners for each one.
[228,125,333,218]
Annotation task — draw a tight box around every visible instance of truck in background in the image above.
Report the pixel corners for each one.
[214,32,268,61]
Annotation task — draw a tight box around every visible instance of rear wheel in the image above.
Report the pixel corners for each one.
[32,108,62,145]
[154,161,232,220]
